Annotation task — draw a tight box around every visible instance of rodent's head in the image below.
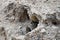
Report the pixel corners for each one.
[30,13,39,22]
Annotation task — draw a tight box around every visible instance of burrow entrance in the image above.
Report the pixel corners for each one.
[5,3,39,35]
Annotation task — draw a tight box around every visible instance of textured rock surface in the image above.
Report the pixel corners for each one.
[0,0,60,40]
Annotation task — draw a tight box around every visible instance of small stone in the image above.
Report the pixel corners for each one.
[40,29,46,33]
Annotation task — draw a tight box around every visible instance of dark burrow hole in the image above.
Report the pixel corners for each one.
[5,2,39,34]
[31,21,39,29]
[26,27,31,33]
[12,4,39,34]
[26,21,39,33]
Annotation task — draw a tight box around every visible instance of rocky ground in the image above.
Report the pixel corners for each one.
[0,0,60,40]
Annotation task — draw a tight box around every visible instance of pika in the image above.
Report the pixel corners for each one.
[30,13,39,29]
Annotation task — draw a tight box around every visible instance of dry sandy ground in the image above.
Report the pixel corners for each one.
[0,0,60,40]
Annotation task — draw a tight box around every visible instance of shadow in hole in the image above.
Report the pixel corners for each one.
[26,27,31,33]
[31,21,39,29]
